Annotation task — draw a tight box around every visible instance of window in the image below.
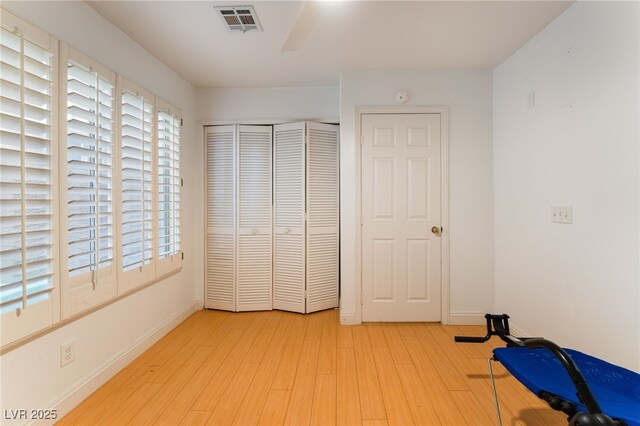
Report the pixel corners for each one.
[0,12,59,346]
[0,11,184,348]
[156,100,182,276]
[119,80,155,292]
[60,46,116,318]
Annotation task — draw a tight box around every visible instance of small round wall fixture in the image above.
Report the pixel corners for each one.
[396,91,409,103]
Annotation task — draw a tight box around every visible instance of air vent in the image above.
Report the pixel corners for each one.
[215,5,263,33]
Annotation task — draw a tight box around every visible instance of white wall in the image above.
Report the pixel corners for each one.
[494,1,640,370]
[0,1,202,420]
[197,86,339,124]
[340,70,495,325]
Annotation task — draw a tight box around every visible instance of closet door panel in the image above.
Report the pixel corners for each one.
[306,122,340,313]
[273,123,306,313]
[205,126,236,311]
[237,126,272,311]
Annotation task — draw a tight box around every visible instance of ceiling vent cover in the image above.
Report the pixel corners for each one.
[215,5,263,33]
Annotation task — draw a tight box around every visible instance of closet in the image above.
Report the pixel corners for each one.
[204,122,339,313]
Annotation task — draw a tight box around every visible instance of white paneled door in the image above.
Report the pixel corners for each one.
[361,113,442,321]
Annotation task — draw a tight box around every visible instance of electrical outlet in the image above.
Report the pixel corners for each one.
[551,205,573,224]
[60,340,75,367]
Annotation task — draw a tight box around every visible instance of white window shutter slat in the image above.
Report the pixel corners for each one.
[306,122,339,313]
[118,80,155,292]
[1,13,59,346]
[156,100,182,276]
[205,126,236,311]
[273,123,306,313]
[61,46,117,318]
[237,125,272,311]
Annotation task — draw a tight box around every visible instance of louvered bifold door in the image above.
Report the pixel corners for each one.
[119,80,155,293]
[237,125,272,311]
[205,125,236,311]
[306,122,339,313]
[61,46,116,317]
[0,12,59,345]
[273,123,306,313]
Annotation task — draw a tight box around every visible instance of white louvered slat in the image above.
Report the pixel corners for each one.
[306,122,339,313]
[157,109,180,258]
[307,126,339,230]
[204,126,235,310]
[66,61,114,275]
[306,233,339,312]
[1,12,58,346]
[273,122,305,313]
[206,129,234,229]
[61,47,117,318]
[237,234,271,310]
[274,125,305,228]
[273,234,305,313]
[238,127,272,228]
[118,81,155,293]
[205,234,234,310]
[156,101,182,276]
[237,125,272,311]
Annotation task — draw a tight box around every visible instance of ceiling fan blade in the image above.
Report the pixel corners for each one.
[281,1,320,52]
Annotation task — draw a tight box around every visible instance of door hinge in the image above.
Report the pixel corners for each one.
[181,252,184,260]
[180,118,183,127]
[181,178,184,187]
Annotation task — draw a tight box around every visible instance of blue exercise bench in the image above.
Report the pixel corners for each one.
[455,314,640,426]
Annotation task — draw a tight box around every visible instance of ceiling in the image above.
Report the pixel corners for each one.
[87,0,573,89]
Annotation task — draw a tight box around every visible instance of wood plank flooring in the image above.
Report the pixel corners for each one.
[59,309,564,425]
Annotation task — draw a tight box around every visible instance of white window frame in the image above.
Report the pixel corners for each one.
[117,77,156,293]
[0,10,60,346]
[59,44,117,319]
[0,10,186,350]
[155,98,183,277]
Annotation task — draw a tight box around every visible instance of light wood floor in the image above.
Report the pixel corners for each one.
[59,309,564,425]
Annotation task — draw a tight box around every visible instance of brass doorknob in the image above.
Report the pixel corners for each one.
[431,226,441,236]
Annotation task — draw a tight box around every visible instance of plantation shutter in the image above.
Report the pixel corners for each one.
[61,46,116,317]
[0,12,59,345]
[119,79,155,292]
[237,125,272,311]
[306,122,339,313]
[273,122,306,313]
[156,99,182,276]
[205,125,236,310]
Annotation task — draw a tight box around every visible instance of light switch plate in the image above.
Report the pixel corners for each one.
[551,205,572,224]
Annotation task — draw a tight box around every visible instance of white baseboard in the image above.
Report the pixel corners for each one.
[508,322,529,338]
[44,300,201,424]
[339,311,361,325]
[448,311,487,325]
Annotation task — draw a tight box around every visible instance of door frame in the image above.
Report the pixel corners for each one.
[356,106,450,324]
